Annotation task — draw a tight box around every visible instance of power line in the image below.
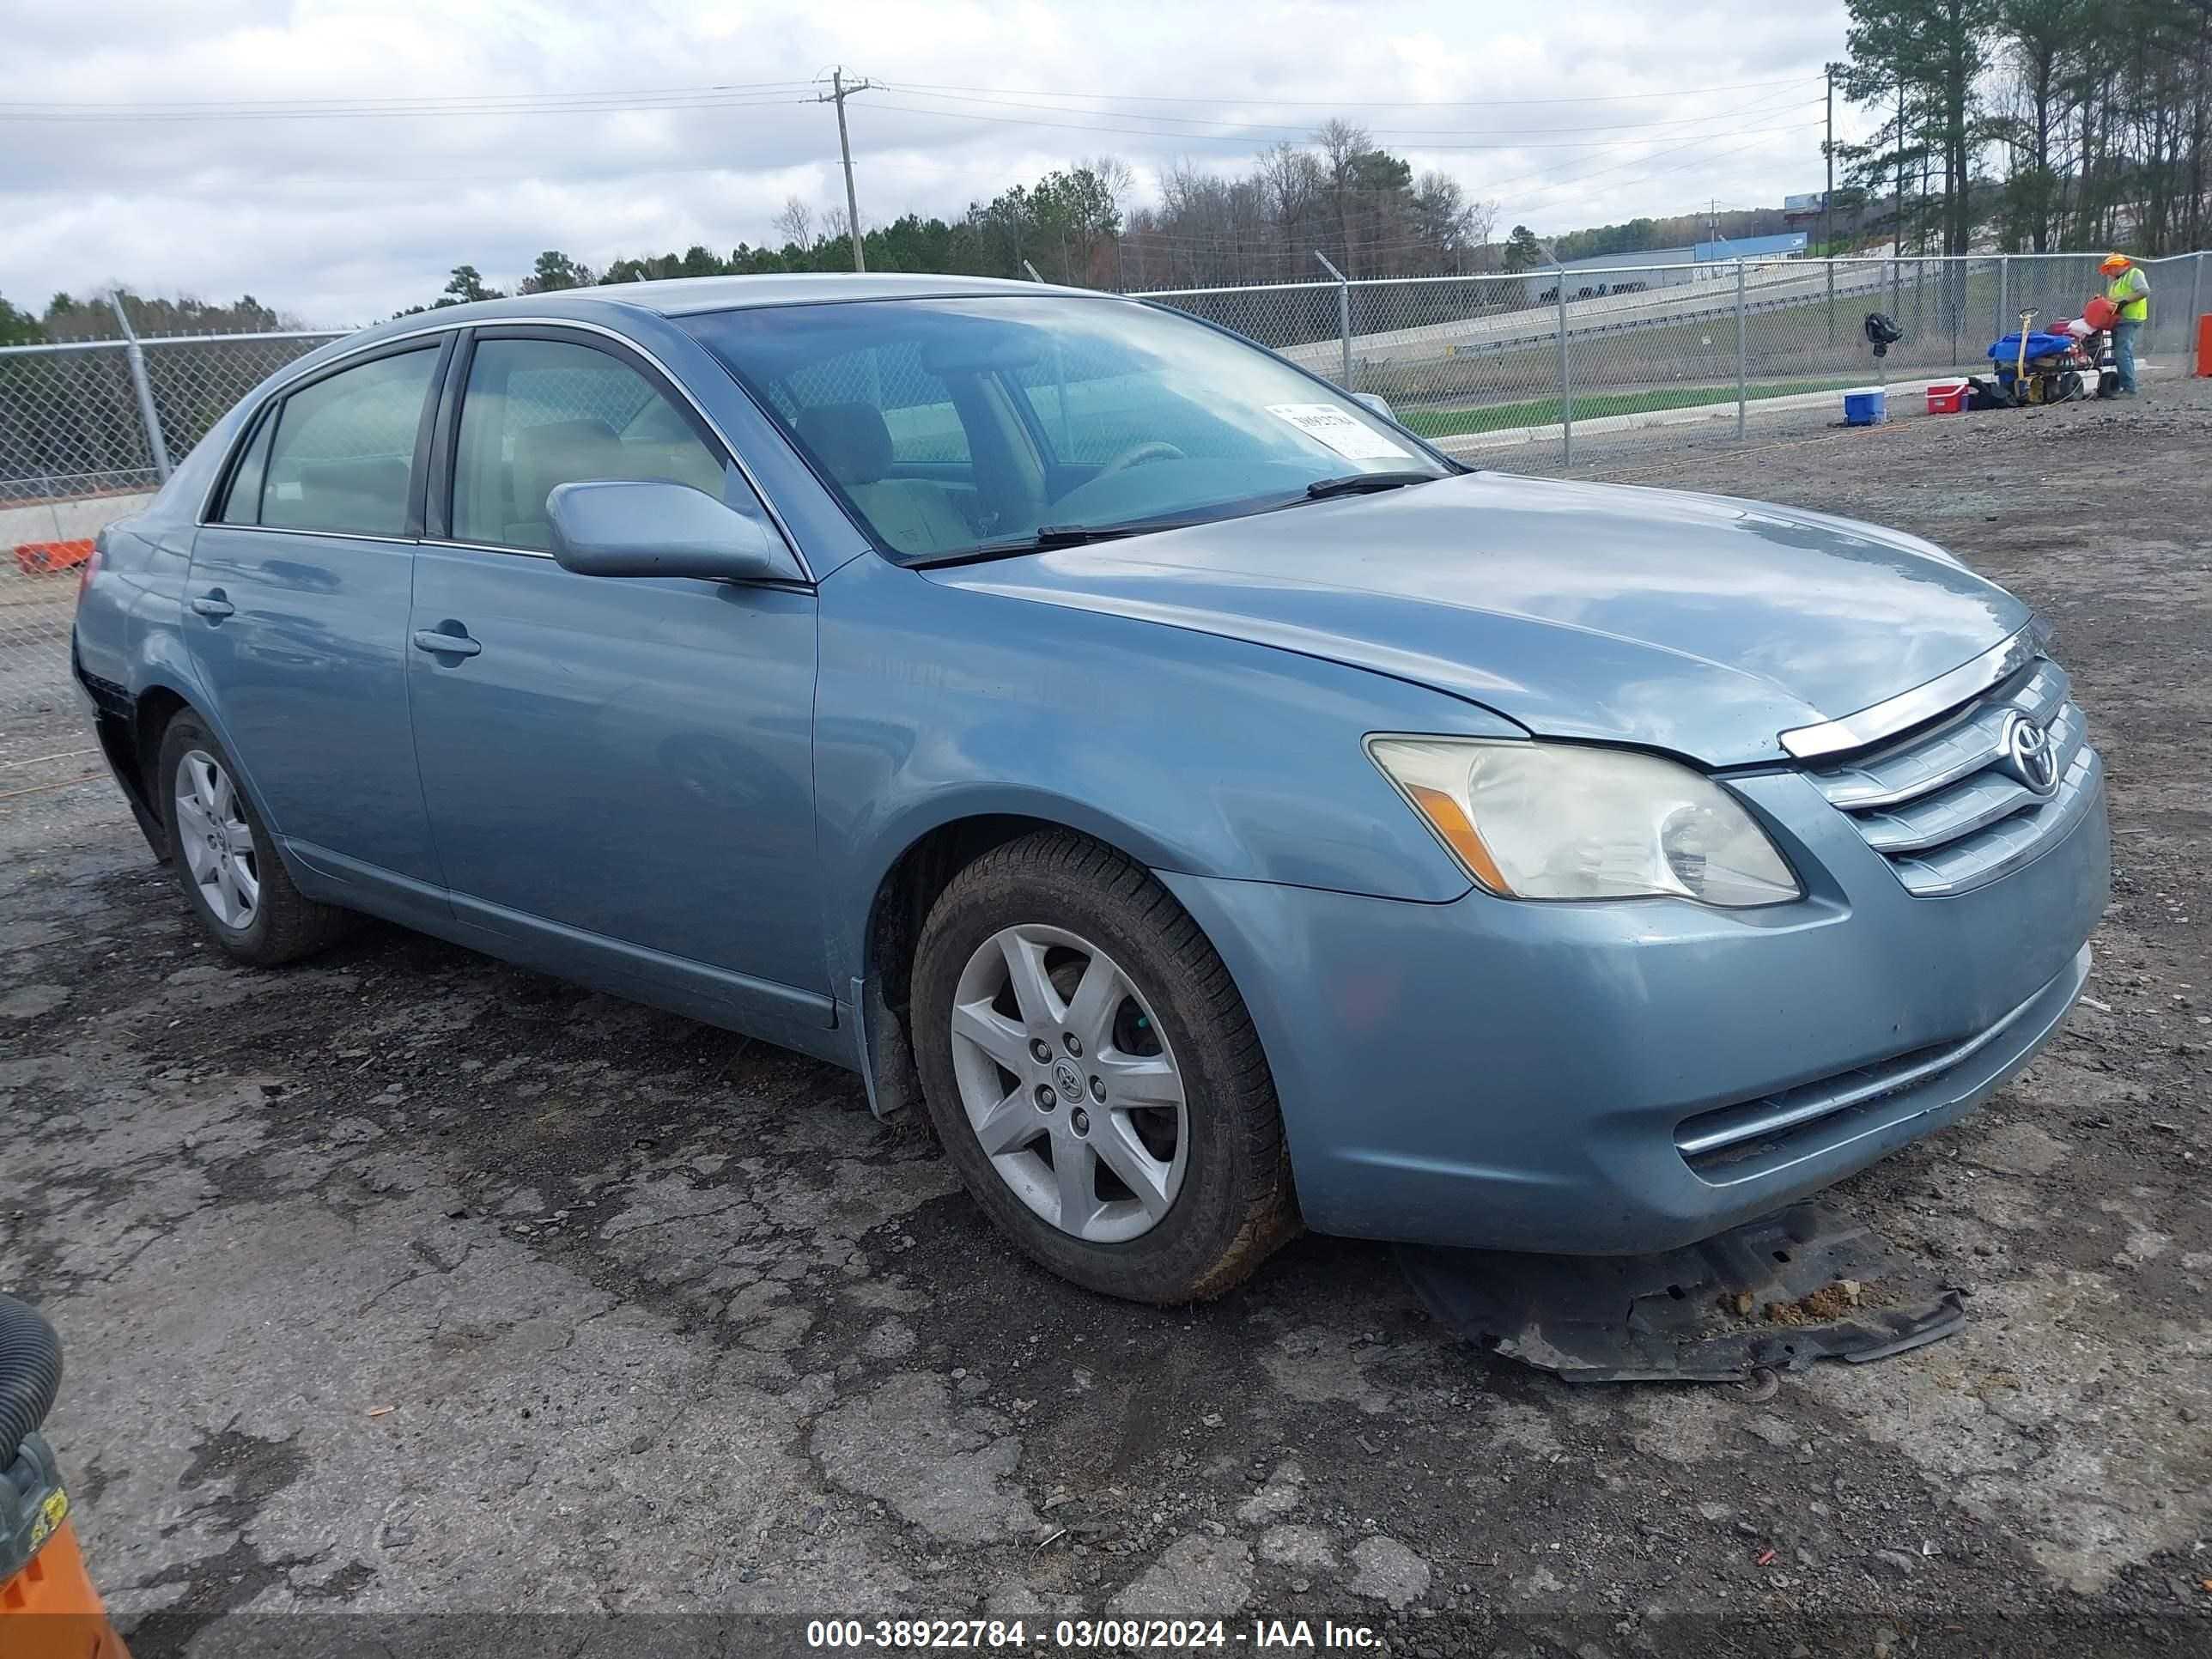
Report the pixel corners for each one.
[1472,87,1825,195]
[874,84,1829,140]
[14,108,1823,208]
[33,149,914,192]
[0,80,813,110]
[882,76,1826,108]
[1509,128,1826,219]
[0,71,1832,125]
[0,87,817,123]
[861,96,1826,152]
[6,62,1832,270]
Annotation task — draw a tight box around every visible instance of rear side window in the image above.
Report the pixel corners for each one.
[258,349,439,538]
[216,409,276,525]
[451,338,725,551]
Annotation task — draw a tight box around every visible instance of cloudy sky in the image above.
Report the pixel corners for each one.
[5,0,1872,326]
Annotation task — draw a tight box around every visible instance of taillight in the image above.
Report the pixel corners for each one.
[76,541,102,605]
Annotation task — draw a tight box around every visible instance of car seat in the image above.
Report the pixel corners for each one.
[795,403,975,556]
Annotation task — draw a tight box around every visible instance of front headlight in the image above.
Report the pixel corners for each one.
[1367,737,1801,907]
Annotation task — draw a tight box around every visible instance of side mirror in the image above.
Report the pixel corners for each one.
[546,480,805,583]
[1352,392,1395,422]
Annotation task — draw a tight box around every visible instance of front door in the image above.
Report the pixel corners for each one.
[404,328,826,1033]
[185,338,448,909]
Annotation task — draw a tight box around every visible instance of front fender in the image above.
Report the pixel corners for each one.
[814,553,1514,986]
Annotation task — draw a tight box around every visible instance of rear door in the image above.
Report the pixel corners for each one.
[404,325,827,1033]
[185,337,449,908]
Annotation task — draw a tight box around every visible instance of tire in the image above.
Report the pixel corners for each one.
[911,830,1298,1303]
[154,711,351,965]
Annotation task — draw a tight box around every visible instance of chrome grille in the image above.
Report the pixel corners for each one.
[1807,653,2100,896]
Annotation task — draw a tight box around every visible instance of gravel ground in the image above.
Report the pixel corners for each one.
[2,377,2208,1657]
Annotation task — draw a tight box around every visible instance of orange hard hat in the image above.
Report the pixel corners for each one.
[2100,252,2130,272]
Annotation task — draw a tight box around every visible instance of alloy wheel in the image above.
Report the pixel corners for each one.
[173,750,259,931]
[947,923,1188,1243]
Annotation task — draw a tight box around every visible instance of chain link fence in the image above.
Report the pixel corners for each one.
[3,251,2205,722]
[1,328,343,715]
[1146,250,2207,472]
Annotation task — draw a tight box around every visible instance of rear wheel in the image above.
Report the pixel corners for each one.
[155,713,351,965]
[912,831,1297,1303]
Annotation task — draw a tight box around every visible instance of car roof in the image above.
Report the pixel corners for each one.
[618,271,1098,314]
[421,271,1107,325]
[276,274,1147,401]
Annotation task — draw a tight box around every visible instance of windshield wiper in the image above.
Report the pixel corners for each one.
[1303,470,1442,501]
[951,520,1200,561]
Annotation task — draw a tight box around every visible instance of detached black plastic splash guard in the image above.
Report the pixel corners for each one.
[1397,1202,1965,1383]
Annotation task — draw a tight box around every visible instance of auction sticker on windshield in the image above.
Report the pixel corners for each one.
[1266,404,1413,460]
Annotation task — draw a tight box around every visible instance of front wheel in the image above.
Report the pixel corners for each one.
[911,831,1297,1303]
[155,713,351,965]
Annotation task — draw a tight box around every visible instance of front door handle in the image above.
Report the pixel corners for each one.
[412,627,482,659]
[190,591,234,620]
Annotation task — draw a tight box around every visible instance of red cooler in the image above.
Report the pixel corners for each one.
[1925,380,1968,415]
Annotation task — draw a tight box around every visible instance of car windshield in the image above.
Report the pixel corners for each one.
[681,295,1449,562]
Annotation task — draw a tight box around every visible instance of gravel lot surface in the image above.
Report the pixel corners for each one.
[3,378,2208,1656]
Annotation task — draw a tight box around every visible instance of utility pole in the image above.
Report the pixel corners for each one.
[1893,76,1905,261]
[1893,71,1905,321]
[1824,62,1837,343]
[814,67,874,273]
[1823,64,1836,257]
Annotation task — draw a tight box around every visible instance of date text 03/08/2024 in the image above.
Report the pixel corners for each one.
[804,1617,1382,1650]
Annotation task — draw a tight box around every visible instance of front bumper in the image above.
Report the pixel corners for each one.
[1162,762,2110,1255]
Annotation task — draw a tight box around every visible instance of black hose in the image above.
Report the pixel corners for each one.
[0,1295,63,1471]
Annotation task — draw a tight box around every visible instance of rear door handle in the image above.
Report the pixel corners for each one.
[412,627,482,659]
[190,592,234,620]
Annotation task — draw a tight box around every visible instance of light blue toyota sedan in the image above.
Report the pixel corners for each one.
[72,274,2108,1303]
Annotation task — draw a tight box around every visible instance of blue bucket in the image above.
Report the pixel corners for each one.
[1843,387,1887,426]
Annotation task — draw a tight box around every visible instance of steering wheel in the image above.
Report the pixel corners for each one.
[1093,439,1187,480]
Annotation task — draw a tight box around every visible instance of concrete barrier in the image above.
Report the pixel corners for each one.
[1,490,159,551]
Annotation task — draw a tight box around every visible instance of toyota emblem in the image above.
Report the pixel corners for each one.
[2001,711,2059,797]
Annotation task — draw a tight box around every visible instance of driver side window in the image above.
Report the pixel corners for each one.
[452,337,725,551]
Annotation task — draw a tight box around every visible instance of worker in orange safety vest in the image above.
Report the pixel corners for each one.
[2100,252,2149,395]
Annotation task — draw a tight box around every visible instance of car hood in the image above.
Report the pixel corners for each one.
[927,471,2030,764]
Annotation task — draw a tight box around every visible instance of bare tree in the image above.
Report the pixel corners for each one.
[1085,154,1136,217]
[1465,196,1502,269]
[1255,142,1326,273]
[1098,120,1509,289]
[1411,171,1480,272]
[1313,118,1370,275]
[1158,158,1238,284]
[773,196,817,249]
